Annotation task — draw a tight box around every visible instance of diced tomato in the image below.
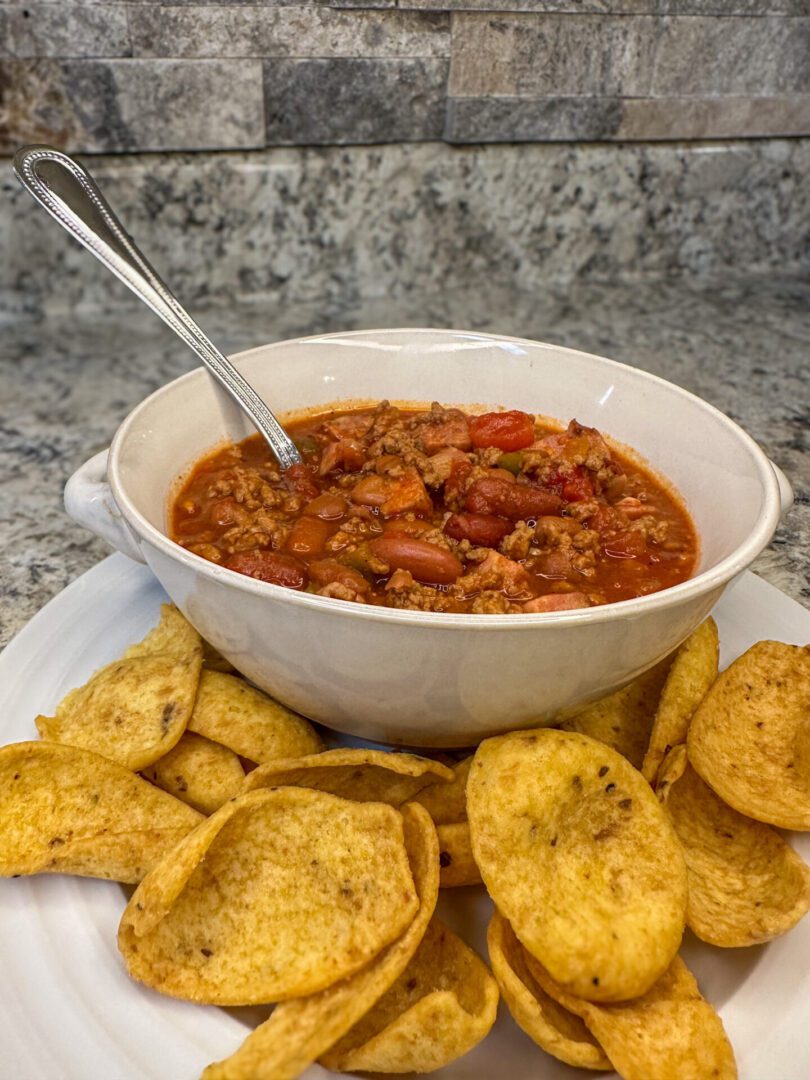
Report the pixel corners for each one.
[562,468,595,503]
[369,537,462,585]
[443,513,511,548]
[226,551,308,589]
[285,516,333,557]
[469,411,535,452]
[283,463,320,502]
[465,477,562,521]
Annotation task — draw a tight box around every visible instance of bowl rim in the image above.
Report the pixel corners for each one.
[108,326,782,630]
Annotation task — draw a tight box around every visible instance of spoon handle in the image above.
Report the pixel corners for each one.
[13,145,301,471]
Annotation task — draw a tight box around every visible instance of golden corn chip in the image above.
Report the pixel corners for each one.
[320,916,498,1073]
[36,605,202,771]
[118,787,418,1005]
[527,953,737,1080]
[242,748,453,806]
[688,641,810,830]
[201,639,236,673]
[124,604,202,660]
[437,822,481,888]
[142,732,245,816]
[642,618,719,784]
[410,757,479,886]
[413,756,473,825]
[487,910,610,1071]
[656,746,810,947]
[201,803,439,1080]
[188,671,322,763]
[0,741,202,883]
[560,655,674,770]
[467,729,687,1002]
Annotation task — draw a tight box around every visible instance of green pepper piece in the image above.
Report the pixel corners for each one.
[340,542,376,578]
[294,435,318,455]
[498,452,525,476]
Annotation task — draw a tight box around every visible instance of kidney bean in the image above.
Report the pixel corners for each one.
[369,536,462,586]
[443,513,511,548]
[226,551,308,589]
[465,476,562,520]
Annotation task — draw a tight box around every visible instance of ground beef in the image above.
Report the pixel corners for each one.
[499,521,535,560]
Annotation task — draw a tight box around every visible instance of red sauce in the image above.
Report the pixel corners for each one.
[170,402,697,615]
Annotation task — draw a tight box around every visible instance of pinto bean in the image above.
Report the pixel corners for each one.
[309,559,370,595]
[303,493,349,520]
[369,537,462,586]
[351,475,389,508]
[226,551,308,590]
[465,476,562,520]
[383,518,434,538]
[285,516,333,557]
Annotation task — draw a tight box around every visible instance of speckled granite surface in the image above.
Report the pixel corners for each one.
[3,140,809,318]
[1,272,807,647]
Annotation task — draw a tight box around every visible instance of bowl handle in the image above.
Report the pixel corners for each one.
[769,460,794,519]
[64,448,146,563]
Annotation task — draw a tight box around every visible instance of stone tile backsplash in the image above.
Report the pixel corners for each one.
[1,3,809,150]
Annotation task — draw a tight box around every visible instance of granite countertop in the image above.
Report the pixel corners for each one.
[1,272,808,648]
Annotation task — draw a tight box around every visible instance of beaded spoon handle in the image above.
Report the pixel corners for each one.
[13,145,302,471]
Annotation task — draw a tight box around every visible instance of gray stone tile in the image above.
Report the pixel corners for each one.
[263,57,448,143]
[129,7,449,59]
[449,14,657,97]
[0,59,264,153]
[404,0,810,11]
[446,96,625,140]
[0,4,131,59]
[447,93,810,140]
[618,95,810,138]
[652,16,810,96]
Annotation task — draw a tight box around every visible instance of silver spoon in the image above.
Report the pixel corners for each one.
[13,145,302,471]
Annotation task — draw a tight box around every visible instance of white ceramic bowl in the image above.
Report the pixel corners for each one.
[64,329,792,747]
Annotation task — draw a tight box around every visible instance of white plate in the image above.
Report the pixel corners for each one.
[0,554,808,1080]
